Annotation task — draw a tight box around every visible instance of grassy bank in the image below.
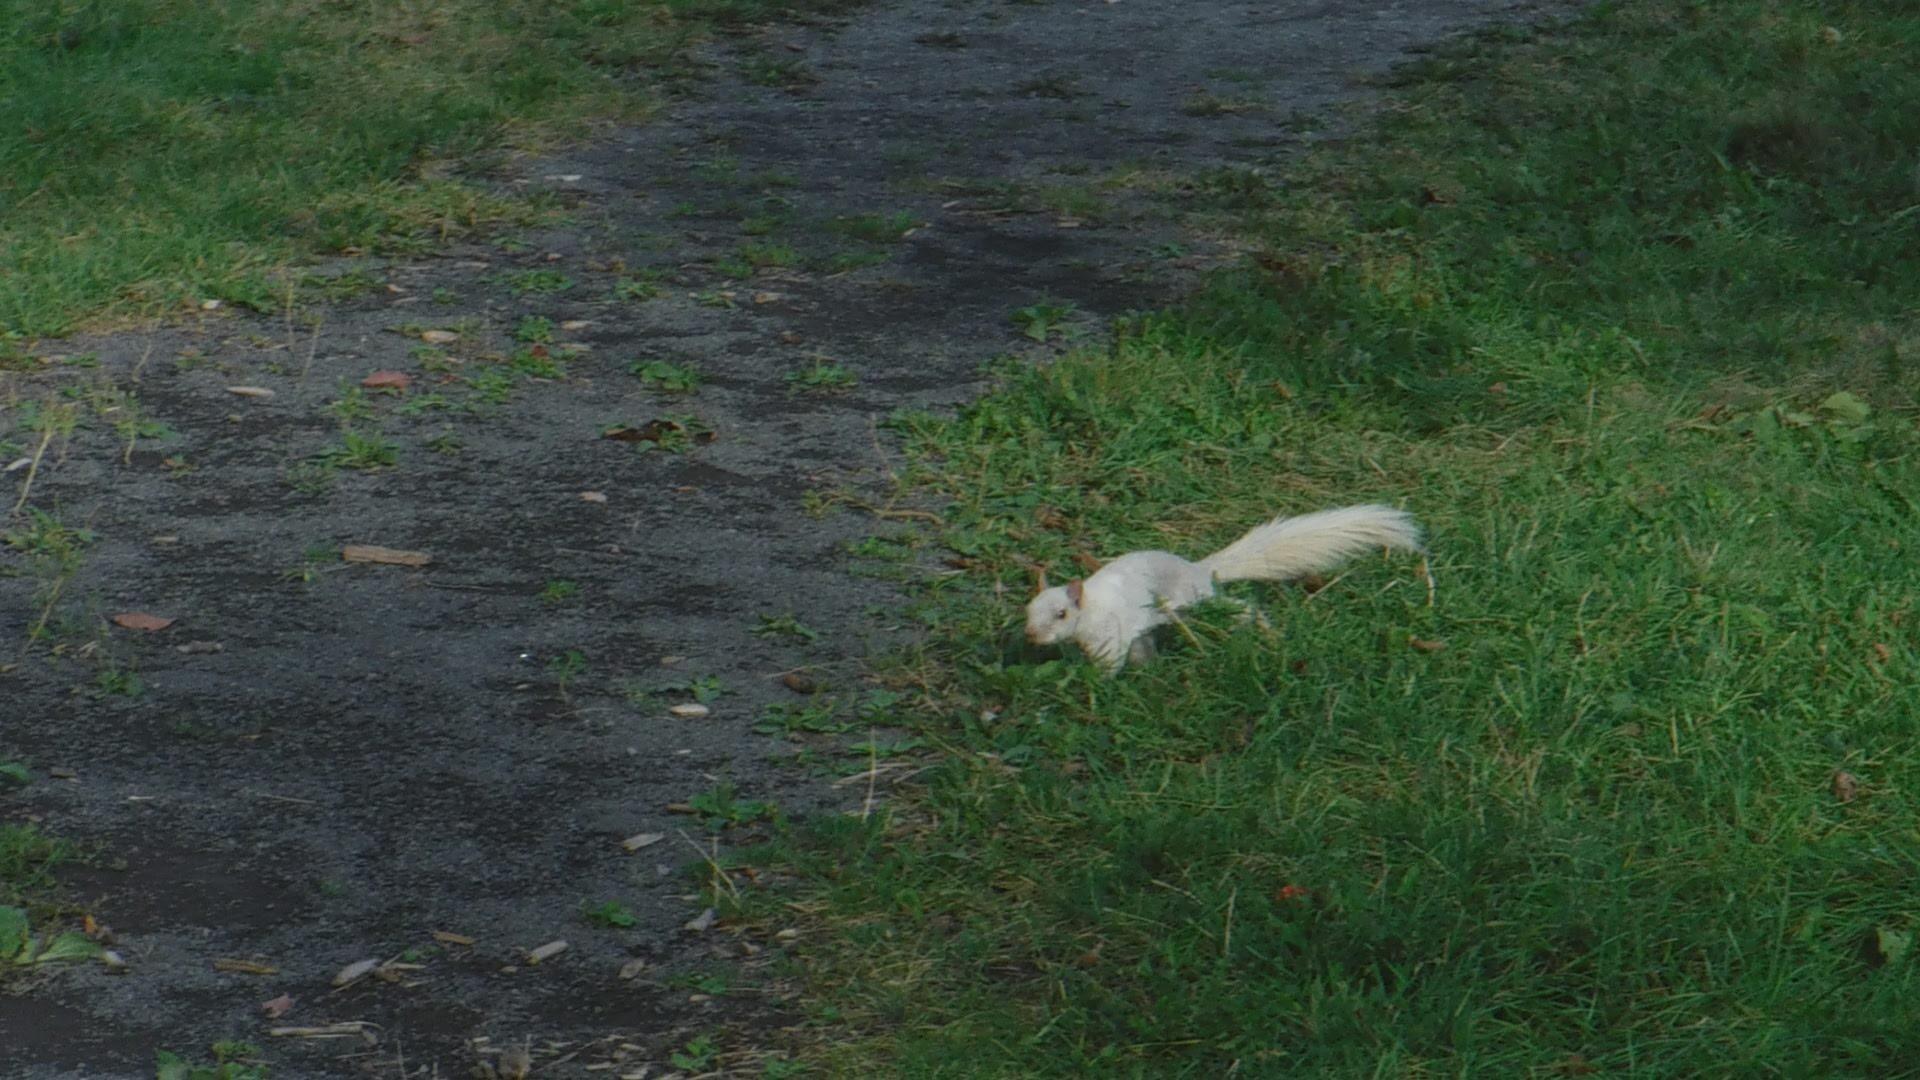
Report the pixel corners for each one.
[773,2,1920,1074]
[0,0,853,337]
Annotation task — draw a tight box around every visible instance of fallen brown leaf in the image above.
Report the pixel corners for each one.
[621,832,665,853]
[525,939,568,964]
[419,329,458,345]
[360,370,412,391]
[261,994,295,1019]
[226,386,276,399]
[1832,770,1859,803]
[112,612,175,632]
[1409,637,1448,653]
[341,545,430,567]
[602,419,716,446]
[782,672,818,695]
[430,930,475,947]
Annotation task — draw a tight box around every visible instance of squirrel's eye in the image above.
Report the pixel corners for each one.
[1056,609,1068,619]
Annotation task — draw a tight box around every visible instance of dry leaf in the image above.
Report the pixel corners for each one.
[431,930,475,946]
[226,386,275,399]
[1832,770,1859,803]
[261,994,295,1019]
[525,940,569,964]
[112,612,175,632]
[683,908,717,933]
[214,958,280,976]
[618,956,649,980]
[621,832,665,853]
[361,370,412,391]
[781,672,817,695]
[579,491,608,503]
[331,958,379,987]
[101,949,129,973]
[1409,637,1447,653]
[341,545,431,567]
[560,319,591,331]
[1872,642,1892,663]
[668,703,709,718]
[419,329,458,344]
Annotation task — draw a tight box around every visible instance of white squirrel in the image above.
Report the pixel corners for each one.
[1023,504,1423,672]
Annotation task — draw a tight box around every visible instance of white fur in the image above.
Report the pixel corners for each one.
[1024,504,1422,672]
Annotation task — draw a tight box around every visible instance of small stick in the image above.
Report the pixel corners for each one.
[10,425,56,515]
[861,729,879,821]
[674,829,738,903]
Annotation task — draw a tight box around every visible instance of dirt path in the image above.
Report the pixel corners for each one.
[3,2,1576,1075]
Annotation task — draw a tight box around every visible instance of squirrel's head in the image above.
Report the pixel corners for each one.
[1024,573,1084,645]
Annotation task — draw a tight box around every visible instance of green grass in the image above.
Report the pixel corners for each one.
[787,360,859,393]
[0,824,71,909]
[0,0,861,335]
[767,3,1920,1075]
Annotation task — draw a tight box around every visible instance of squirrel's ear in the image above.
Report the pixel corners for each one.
[1034,566,1049,593]
[1066,580,1084,607]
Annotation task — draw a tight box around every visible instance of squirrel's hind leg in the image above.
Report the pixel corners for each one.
[1127,635,1158,668]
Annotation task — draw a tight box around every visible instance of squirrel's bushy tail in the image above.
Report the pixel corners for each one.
[1197,504,1422,583]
